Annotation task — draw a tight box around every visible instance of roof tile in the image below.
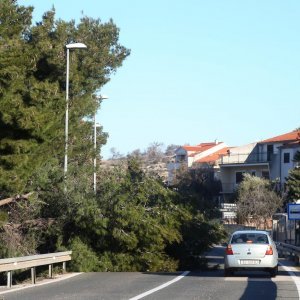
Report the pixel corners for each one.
[195,147,230,163]
[260,130,300,143]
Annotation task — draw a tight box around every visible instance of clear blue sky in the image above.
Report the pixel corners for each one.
[18,0,300,158]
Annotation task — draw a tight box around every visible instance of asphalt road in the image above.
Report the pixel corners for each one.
[0,246,299,300]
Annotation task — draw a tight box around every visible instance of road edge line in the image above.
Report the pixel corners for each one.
[129,271,190,300]
[278,262,300,298]
[0,272,83,295]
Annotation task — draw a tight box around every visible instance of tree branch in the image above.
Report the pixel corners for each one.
[0,192,34,207]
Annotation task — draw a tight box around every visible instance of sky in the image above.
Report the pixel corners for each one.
[18,0,300,158]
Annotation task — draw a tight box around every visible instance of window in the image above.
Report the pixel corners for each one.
[284,153,290,164]
[231,233,268,244]
[262,170,270,179]
[267,145,274,161]
[176,155,186,162]
[236,172,244,184]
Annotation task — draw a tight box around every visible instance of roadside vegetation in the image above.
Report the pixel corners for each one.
[0,1,226,272]
[2,1,296,274]
[286,150,300,201]
[235,149,300,229]
[236,174,283,229]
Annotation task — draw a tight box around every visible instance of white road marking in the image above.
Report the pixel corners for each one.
[129,271,190,300]
[0,272,82,295]
[224,276,293,282]
[279,262,300,298]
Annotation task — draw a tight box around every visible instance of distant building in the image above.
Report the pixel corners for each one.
[219,130,300,201]
[167,141,229,184]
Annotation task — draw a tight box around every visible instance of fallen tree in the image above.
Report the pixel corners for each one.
[0,192,33,207]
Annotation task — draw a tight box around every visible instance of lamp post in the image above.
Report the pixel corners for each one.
[64,42,87,177]
[93,95,108,193]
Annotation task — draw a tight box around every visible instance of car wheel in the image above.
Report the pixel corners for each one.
[224,267,233,277]
[269,265,278,278]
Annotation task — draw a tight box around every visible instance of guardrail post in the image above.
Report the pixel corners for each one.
[31,267,36,284]
[7,271,12,288]
[49,264,53,278]
[0,250,72,286]
[62,262,66,273]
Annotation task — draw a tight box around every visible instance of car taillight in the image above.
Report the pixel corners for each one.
[226,244,234,255]
[265,245,273,255]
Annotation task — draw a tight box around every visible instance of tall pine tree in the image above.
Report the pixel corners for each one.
[0,0,130,195]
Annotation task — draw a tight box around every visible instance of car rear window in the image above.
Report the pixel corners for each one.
[231,233,269,244]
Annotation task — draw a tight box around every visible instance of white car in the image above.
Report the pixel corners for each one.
[224,230,278,277]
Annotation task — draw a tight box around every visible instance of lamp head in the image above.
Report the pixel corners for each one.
[97,94,109,100]
[66,42,87,49]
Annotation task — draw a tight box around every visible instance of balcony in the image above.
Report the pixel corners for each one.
[220,152,276,165]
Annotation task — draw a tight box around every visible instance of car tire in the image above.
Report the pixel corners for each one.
[269,265,278,278]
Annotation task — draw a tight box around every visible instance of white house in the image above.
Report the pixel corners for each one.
[259,130,300,186]
[219,130,300,199]
[167,141,229,183]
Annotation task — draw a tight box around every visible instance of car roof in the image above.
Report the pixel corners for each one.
[231,230,269,235]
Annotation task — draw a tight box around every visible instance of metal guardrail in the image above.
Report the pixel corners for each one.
[276,242,300,264]
[0,251,72,288]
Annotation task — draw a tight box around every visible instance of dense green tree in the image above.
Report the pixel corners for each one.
[0,0,129,257]
[0,0,130,195]
[286,151,300,201]
[0,0,35,195]
[95,157,183,271]
[36,157,183,272]
[167,167,226,269]
[174,167,222,219]
[0,2,225,272]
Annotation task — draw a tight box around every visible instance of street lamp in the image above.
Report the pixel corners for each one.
[64,42,87,176]
[93,95,108,193]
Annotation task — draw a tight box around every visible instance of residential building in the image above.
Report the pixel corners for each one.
[219,130,300,201]
[167,141,229,184]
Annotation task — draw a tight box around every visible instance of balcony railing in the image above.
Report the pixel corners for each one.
[220,152,276,164]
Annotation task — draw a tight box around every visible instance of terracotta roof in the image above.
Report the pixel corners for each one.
[182,142,218,153]
[260,130,300,144]
[183,146,204,152]
[195,147,230,163]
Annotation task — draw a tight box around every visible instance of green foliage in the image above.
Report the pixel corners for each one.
[0,0,130,194]
[167,212,226,270]
[166,167,226,269]
[96,158,182,271]
[68,237,100,272]
[237,174,283,228]
[98,251,178,272]
[174,167,222,219]
[35,164,108,251]
[0,2,225,272]
[0,211,8,226]
[35,157,185,272]
[0,0,129,259]
[286,151,300,201]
